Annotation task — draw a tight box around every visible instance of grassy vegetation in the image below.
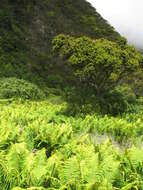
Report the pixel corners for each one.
[0,95,142,189]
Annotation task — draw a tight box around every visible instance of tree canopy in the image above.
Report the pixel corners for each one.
[53,34,142,98]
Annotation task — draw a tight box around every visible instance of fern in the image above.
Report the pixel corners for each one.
[0,100,142,189]
[59,156,81,185]
[22,149,48,186]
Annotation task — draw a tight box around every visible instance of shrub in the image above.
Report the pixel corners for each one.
[116,85,136,103]
[103,85,136,115]
[0,77,45,99]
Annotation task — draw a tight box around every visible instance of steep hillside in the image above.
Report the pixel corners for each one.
[0,0,123,80]
[26,0,122,52]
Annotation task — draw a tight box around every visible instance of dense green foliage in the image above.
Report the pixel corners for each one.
[53,34,142,114]
[0,0,143,189]
[0,0,123,80]
[0,77,45,99]
[0,98,143,189]
[53,35,141,94]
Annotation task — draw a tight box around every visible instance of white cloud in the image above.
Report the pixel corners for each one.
[87,0,143,48]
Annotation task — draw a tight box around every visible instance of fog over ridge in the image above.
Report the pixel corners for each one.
[87,0,143,49]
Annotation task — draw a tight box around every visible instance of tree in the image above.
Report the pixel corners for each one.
[53,34,142,99]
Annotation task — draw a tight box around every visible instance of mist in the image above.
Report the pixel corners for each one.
[87,0,143,49]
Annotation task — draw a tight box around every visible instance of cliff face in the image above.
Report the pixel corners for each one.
[0,0,122,79]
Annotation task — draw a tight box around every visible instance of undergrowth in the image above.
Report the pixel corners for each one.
[0,98,143,189]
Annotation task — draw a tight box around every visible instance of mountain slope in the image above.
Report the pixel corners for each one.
[0,0,123,80]
[26,0,122,52]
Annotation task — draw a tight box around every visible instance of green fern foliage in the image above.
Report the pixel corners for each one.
[0,100,142,189]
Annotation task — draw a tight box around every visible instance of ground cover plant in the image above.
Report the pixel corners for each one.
[0,96,143,189]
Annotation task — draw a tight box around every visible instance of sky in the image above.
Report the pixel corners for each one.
[87,0,143,49]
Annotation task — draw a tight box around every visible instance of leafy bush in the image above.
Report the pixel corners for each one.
[62,85,137,116]
[0,77,45,99]
[116,85,137,104]
[102,85,137,115]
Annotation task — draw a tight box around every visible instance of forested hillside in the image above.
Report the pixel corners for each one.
[0,0,123,80]
[0,0,143,189]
